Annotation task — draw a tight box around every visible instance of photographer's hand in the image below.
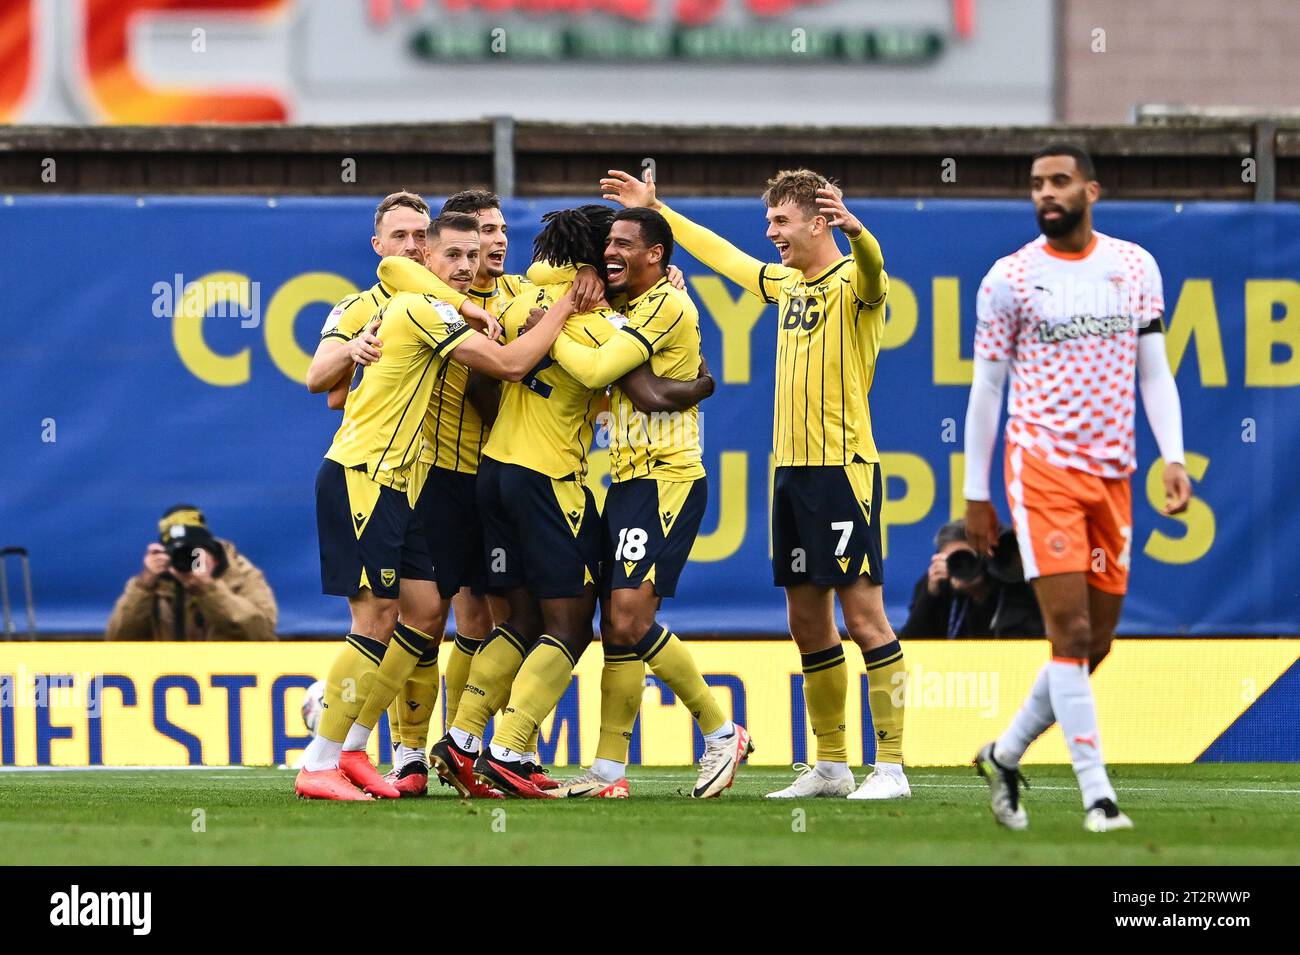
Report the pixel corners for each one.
[173,547,215,593]
[140,543,169,586]
[926,552,949,596]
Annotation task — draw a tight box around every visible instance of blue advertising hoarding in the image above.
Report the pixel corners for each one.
[1,196,1296,634]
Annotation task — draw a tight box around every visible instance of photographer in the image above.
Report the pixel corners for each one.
[899,520,1043,639]
[105,505,278,641]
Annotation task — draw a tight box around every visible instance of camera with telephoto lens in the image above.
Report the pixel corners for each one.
[161,526,225,577]
[945,529,1025,585]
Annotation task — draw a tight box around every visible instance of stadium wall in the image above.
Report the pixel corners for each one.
[2,196,1297,637]
[2,641,1297,767]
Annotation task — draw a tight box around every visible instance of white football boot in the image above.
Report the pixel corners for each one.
[692,724,753,798]
[1083,798,1134,833]
[847,763,911,800]
[765,763,856,798]
[974,742,1029,830]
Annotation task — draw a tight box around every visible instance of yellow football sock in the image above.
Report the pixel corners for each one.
[801,643,848,763]
[397,644,440,750]
[354,622,434,731]
[864,639,906,764]
[453,624,527,739]
[318,633,386,743]
[634,624,725,735]
[494,636,575,753]
[596,654,645,763]
[525,726,541,756]
[443,632,483,730]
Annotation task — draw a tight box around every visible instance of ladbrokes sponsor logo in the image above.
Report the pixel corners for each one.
[50,885,151,935]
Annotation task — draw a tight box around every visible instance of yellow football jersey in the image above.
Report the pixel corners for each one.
[481,284,619,481]
[419,273,529,474]
[659,204,888,468]
[551,276,704,483]
[320,281,391,344]
[324,292,473,487]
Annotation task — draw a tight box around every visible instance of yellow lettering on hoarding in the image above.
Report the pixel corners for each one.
[691,452,748,562]
[265,273,357,384]
[691,276,765,384]
[1165,279,1226,387]
[1143,452,1214,564]
[949,452,967,521]
[1245,279,1300,386]
[172,270,252,386]
[877,452,935,559]
[932,277,971,384]
[879,277,917,350]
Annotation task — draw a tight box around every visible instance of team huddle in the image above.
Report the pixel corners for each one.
[294,145,1191,830]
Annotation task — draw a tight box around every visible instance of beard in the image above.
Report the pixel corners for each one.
[1037,203,1085,237]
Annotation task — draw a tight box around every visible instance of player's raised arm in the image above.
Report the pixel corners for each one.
[452,293,576,382]
[816,187,887,307]
[602,168,770,299]
[377,255,500,340]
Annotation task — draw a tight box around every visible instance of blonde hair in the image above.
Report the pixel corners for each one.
[761,169,841,220]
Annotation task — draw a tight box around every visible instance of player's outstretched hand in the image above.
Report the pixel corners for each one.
[1162,461,1192,515]
[667,264,686,291]
[815,187,862,238]
[346,317,383,366]
[602,168,660,209]
[964,499,1000,556]
[572,264,606,312]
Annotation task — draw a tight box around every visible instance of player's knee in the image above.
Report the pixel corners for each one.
[844,611,895,652]
[602,612,643,648]
[351,597,399,640]
[1045,609,1091,657]
[455,601,493,639]
[399,600,447,640]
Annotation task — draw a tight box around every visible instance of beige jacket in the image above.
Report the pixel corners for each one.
[105,539,278,641]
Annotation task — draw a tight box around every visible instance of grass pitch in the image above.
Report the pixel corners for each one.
[2,764,1297,866]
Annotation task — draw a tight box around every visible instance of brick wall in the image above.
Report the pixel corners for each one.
[1060,0,1300,122]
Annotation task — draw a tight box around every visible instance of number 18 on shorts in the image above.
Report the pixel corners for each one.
[604,477,708,598]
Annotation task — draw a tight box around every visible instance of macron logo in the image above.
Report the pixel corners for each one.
[50,885,151,936]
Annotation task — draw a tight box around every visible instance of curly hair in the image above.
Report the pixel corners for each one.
[761,169,841,220]
[532,203,615,267]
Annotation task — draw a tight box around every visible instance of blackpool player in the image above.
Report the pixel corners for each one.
[965,144,1190,832]
[602,168,910,800]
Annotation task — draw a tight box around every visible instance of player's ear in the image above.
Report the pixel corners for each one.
[371,235,382,255]
[1086,180,1102,204]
